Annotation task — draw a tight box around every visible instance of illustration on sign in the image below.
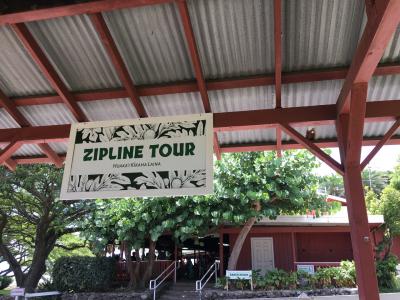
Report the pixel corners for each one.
[60,114,213,199]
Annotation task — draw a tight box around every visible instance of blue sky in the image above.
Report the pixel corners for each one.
[317,145,400,176]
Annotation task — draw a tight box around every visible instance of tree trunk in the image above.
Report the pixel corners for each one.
[142,240,156,288]
[124,242,135,289]
[227,216,257,270]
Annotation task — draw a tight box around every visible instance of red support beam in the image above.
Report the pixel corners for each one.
[3,159,17,171]
[0,89,30,127]
[0,141,22,165]
[2,101,400,144]
[339,82,380,300]
[0,125,71,144]
[213,133,222,160]
[337,0,400,114]
[37,143,64,168]
[361,118,400,170]
[220,135,400,153]
[2,63,400,108]
[276,126,282,157]
[177,0,211,113]
[0,87,63,167]
[90,13,147,117]
[12,23,88,122]
[6,134,400,165]
[0,0,174,25]
[219,230,224,277]
[274,0,282,109]
[280,123,344,175]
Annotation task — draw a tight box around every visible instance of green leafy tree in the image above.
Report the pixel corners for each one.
[0,165,95,292]
[47,234,93,275]
[215,151,332,269]
[319,169,390,198]
[83,150,333,288]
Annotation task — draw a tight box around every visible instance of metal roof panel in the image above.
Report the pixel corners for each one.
[282,0,365,72]
[78,98,139,121]
[188,0,275,79]
[0,26,53,97]
[26,15,122,91]
[103,3,194,85]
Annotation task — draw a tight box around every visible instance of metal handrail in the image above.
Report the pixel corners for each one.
[196,260,220,293]
[149,260,177,300]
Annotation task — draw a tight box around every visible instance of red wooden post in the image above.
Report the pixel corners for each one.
[291,232,297,271]
[219,230,224,277]
[338,83,379,300]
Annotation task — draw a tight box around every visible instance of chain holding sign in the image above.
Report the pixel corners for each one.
[60,114,213,200]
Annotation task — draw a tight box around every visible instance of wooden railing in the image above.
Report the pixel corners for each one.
[116,260,173,281]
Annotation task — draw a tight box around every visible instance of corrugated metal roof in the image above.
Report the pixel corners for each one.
[0,25,53,97]
[282,80,343,107]
[217,128,276,145]
[0,108,20,128]
[381,26,400,63]
[18,104,77,126]
[78,98,139,121]
[363,121,396,138]
[26,15,122,92]
[13,144,43,157]
[48,142,68,154]
[368,75,400,101]
[209,85,275,112]
[142,92,204,116]
[188,0,275,79]
[282,0,365,72]
[103,3,194,85]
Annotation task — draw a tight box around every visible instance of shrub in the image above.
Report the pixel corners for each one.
[376,255,399,290]
[0,276,12,290]
[264,269,298,290]
[53,256,116,292]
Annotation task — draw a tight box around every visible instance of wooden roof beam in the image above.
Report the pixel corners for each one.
[0,87,63,168]
[4,63,400,108]
[280,123,344,175]
[337,0,400,114]
[274,0,282,109]
[0,0,174,25]
[12,23,88,123]
[177,0,221,159]
[361,117,400,170]
[90,13,147,117]
[2,100,400,144]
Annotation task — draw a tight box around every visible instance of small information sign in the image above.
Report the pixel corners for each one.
[10,288,25,296]
[226,270,252,279]
[226,270,253,290]
[297,264,315,275]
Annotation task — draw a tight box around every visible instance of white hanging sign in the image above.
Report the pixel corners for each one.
[60,114,213,200]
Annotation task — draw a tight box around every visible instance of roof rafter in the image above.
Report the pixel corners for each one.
[274,0,282,109]
[4,63,400,109]
[0,0,174,25]
[177,0,221,159]
[336,0,400,114]
[361,117,400,170]
[0,87,63,168]
[0,141,22,167]
[90,13,148,117]
[280,123,344,175]
[14,135,400,166]
[3,100,400,144]
[11,23,88,122]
